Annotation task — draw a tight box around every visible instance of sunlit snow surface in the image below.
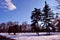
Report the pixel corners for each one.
[0,32,60,40]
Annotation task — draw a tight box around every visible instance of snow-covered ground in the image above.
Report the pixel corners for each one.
[0,32,60,40]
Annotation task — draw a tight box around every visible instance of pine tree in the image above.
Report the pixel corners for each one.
[31,8,42,36]
[42,1,54,35]
[31,8,42,23]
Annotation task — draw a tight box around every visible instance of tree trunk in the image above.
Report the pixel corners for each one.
[37,32,39,36]
[14,33,16,35]
[36,22,39,36]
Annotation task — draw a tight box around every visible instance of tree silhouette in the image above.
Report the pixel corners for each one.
[8,25,20,35]
[13,25,20,35]
[42,1,54,35]
[31,8,42,36]
[20,25,22,32]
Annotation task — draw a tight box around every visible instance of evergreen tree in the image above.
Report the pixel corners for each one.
[42,1,54,35]
[31,8,42,36]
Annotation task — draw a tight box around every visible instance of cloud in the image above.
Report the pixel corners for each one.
[0,0,16,10]
[5,0,16,10]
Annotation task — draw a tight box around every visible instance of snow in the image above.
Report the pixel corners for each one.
[0,32,60,40]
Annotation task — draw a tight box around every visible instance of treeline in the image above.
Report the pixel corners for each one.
[0,20,60,33]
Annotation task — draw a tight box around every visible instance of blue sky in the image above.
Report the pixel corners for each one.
[0,0,59,24]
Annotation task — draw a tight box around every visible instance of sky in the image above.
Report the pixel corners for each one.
[0,0,59,24]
